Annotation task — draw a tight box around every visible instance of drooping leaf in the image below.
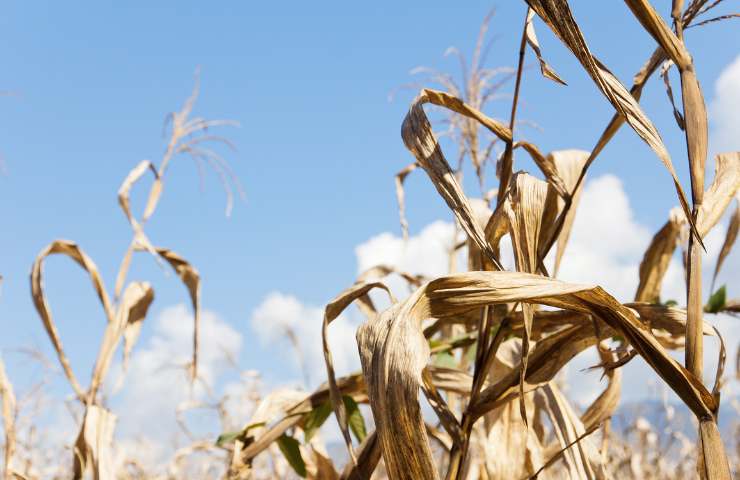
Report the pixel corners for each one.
[342,395,367,443]
[277,433,307,477]
[302,401,332,443]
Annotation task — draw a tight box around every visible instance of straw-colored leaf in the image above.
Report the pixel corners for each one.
[73,405,116,480]
[90,282,154,397]
[635,207,685,303]
[699,152,740,237]
[524,0,699,242]
[115,160,161,298]
[402,89,510,270]
[154,247,201,378]
[536,383,602,479]
[30,240,115,401]
[524,8,567,85]
[504,173,554,422]
[512,141,569,198]
[712,193,739,287]
[623,0,692,70]
[323,281,394,464]
[549,150,590,275]
[340,432,381,480]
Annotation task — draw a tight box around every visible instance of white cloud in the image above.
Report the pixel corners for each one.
[554,174,651,302]
[110,304,242,465]
[356,220,458,279]
[710,54,740,155]
[250,292,359,387]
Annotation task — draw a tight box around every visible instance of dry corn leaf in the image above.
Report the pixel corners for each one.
[581,346,622,430]
[512,141,569,198]
[473,323,602,421]
[536,383,602,479]
[90,282,154,398]
[524,8,567,85]
[240,374,365,463]
[712,193,739,287]
[73,405,116,480]
[115,160,161,299]
[635,207,685,303]
[30,240,114,401]
[524,0,699,243]
[660,60,686,130]
[482,339,544,479]
[699,152,740,237]
[356,298,438,479]
[420,367,463,445]
[323,281,394,464]
[402,89,510,270]
[420,272,716,420]
[340,432,380,480]
[154,247,201,378]
[623,0,691,70]
[549,150,590,276]
[505,173,555,423]
[309,448,340,480]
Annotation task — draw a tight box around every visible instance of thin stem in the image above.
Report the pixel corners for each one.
[496,7,528,207]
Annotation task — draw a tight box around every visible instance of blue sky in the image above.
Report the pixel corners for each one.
[0,1,738,415]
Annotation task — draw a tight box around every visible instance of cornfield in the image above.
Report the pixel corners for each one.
[1,1,739,479]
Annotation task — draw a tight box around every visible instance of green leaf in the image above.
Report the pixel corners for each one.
[216,430,242,446]
[705,285,726,314]
[215,421,266,446]
[433,351,457,368]
[664,299,678,307]
[303,400,332,443]
[428,338,444,349]
[342,395,367,443]
[277,433,306,477]
[464,340,478,364]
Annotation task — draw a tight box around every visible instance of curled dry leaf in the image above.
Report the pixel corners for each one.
[635,207,685,303]
[401,88,510,270]
[30,240,114,401]
[115,159,161,299]
[154,248,201,378]
[323,281,394,464]
[524,8,567,85]
[524,0,699,243]
[90,282,154,398]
